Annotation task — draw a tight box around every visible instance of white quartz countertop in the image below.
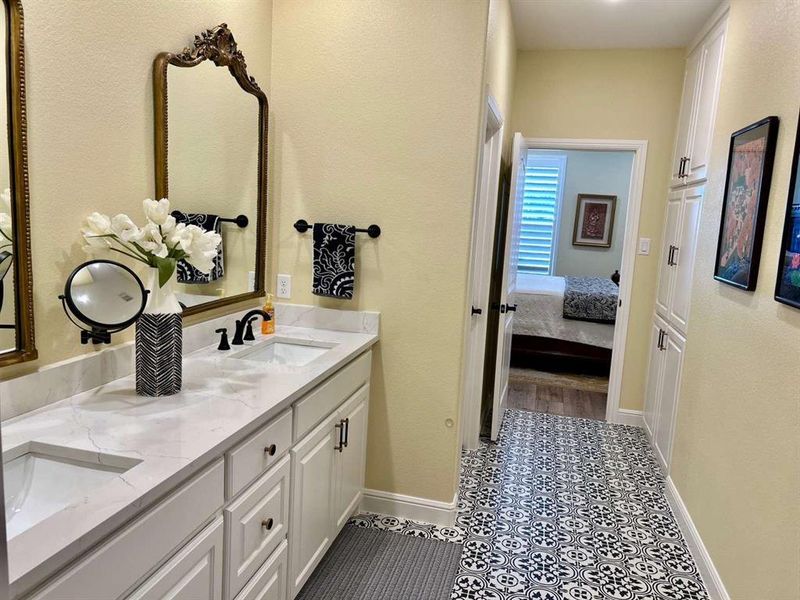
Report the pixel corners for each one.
[2,324,378,593]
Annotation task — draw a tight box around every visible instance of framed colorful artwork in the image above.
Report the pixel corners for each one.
[775,112,800,308]
[572,194,617,248]
[713,116,779,290]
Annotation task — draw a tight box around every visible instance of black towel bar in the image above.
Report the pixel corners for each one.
[171,211,249,229]
[293,219,381,239]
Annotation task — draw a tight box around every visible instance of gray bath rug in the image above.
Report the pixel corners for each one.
[296,524,463,600]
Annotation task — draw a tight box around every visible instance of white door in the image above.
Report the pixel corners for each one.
[289,414,337,596]
[653,328,685,472]
[490,133,527,440]
[670,47,702,187]
[669,185,704,334]
[655,190,682,318]
[642,318,665,439]
[333,386,369,531]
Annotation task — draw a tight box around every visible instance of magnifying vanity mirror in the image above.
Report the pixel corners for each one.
[153,24,267,316]
[60,261,147,345]
[0,0,36,366]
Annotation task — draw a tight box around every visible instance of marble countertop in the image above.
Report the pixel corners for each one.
[2,323,378,594]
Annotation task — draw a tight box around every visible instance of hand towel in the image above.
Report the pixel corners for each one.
[312,223,355,299]
[172,211,224,284]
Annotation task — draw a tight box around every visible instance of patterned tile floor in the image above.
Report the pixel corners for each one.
[351,409,708,600]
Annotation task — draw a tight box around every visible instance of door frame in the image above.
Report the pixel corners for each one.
[459,92,504,450]
[521,137,648,425]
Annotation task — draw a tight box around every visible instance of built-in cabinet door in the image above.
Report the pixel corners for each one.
[686,21,726,184]
[653,328,685,472]
[655,190,683,318]
[642,318,666,438]
[333,385,369,531]
[289,413,337,597]
[670,47,702,187]
[669,185,704,334]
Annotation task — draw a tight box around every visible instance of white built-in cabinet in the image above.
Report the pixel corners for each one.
[645,12,726,472]
[26,351,372,600]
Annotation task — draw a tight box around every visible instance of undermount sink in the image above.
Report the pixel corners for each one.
[3,442,141,539]
[230,337,336,367]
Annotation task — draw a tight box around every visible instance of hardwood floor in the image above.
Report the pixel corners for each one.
[507,370,607,421]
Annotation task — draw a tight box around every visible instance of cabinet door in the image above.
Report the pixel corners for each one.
[127,517,223,600]
[642,318,666,439]
[289,413,337,597]
[669,185,704,334]
[333,385,369,531]
[655,190,683,318]
[653,330,685,472]
[670,48,702,187]
[686,22,726,184]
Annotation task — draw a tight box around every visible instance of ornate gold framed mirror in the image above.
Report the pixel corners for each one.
[0,0,36,367]
[153,24,267,316]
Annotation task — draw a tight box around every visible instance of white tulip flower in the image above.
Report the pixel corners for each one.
[142,198,171,226]
[83,212,113,236]
[110,214,141,243]
[137,222,168,258]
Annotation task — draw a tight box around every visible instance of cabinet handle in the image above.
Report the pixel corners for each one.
[667,245,675,266]
[261,517,274,531]
[672,245,679,265]
[657,329,665,351]
[263,443,277,456]
[683,156,690,177]
[677,157,685,178]
[334,422,344,452]
[343,418,349,448]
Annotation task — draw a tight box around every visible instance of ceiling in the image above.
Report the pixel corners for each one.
[510,0,722,50]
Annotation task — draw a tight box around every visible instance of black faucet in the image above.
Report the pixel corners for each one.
[231,309,272,345]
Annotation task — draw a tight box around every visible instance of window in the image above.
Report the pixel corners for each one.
[517,153,566,276]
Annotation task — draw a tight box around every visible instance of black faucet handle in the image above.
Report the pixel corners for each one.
[244,316,258,341]
[215,328,231,351]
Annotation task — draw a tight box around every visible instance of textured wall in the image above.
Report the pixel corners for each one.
[670,2,800,597]
[511,49,685,410]
[485,0,516,155]
[270,0,489,503]
[2,0,272,386]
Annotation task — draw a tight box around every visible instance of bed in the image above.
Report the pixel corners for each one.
[511,274,618,374]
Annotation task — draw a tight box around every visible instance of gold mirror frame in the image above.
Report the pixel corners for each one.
[153,23,268,317]
[0,0,36,367]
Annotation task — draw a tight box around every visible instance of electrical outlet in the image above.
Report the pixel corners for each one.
[277,274,292,298]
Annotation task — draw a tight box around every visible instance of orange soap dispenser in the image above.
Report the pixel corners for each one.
[262,293,275,335]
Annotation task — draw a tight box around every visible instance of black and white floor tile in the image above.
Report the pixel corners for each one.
[350,409,708,600]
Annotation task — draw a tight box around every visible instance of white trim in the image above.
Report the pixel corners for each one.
[687,1,730,56]
[359,489,458,528]
[664,477,730,600]
[615,409,644,428]
[523,137,648,426]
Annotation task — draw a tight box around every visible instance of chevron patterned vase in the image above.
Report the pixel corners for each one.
[135,268,183,397]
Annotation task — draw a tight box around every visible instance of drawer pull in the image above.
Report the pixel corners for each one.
[261,517,274,531]
[264,443,277,456]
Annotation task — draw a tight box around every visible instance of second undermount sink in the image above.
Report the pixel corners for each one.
[3,442,141,539]
[230,337,336,367]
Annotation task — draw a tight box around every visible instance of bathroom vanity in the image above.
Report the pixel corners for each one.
[1,305,379,600]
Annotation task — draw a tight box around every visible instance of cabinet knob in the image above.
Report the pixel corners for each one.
[261,517,274,531]
[264,443,277,456]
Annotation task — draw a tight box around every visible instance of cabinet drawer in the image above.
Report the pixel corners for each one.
[227,409,292,498]
[127,517,223,600]
[293,351,371,440]
[224,455,290,600]
[234,540,287,600]
[30,460,224,600]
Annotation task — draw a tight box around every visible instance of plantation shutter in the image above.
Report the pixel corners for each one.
[517,155,565,275]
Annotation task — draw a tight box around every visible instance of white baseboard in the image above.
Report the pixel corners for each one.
[615,408,644,427]
[360,489,458,528]
[665,477,730,600]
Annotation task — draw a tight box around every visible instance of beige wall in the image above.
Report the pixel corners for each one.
[2,1,272,383]
[671,2,800,598]
[511,49,685,410]
[485,0,516,156]
[270,0,489,503]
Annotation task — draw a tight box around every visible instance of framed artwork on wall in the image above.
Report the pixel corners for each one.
[775,112,800,308]
[572,194,616,248]
[713,116,780,290]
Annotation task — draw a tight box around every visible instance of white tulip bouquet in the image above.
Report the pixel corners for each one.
[81,198,222,288]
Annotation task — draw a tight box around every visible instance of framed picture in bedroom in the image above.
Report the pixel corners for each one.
[572,194,617,248]
[775,112,800,308]
[714,116,780,290]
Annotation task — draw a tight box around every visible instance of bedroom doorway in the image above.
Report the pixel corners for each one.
[477,137,647,438]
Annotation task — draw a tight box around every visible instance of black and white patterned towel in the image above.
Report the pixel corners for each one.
[172,211,224,284]
[563,276,619,323]
[312,223,355,299]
